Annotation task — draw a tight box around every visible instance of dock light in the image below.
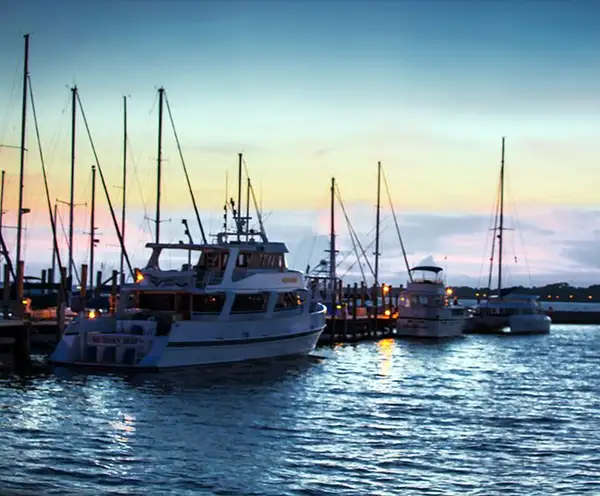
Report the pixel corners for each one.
[445,287,453,296]
[135,269,144,283]
[569,295,574,299]
[475,292,480,297]
[588,295,593,300]
[382,284,390,294]
[384,309,391,317]
[336,304,342,310]
[88,310,97,319]
[547,295,551,299]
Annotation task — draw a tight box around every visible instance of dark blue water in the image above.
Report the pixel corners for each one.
[1,325,599,495]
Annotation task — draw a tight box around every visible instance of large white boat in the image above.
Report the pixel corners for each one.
[48,235,327,370]
[396,266,469,338]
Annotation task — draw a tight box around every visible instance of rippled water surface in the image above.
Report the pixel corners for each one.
[1,325,600,495]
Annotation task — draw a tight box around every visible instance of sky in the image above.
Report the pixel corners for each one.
[1,0,600,287]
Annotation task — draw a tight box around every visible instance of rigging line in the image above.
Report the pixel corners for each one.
[334,208,384,272]
[345,221,368,286]
[486,173,501,293]
[27,75,65,286]
[75,92,134,280]
[334,184,375,279]
[380,164,412,281]
[0,60,20,143]
[505,171,533,287]
[46,92,71,167]
[56,207,80,284]
[242,157,268,241]
[163,91,207,244]
[341,225,388,280]
[477,170,502,288]
[127,136,151,235]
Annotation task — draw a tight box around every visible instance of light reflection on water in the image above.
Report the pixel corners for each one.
[0,326,599,495]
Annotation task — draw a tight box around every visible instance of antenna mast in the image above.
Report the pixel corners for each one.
[155,87,164,244]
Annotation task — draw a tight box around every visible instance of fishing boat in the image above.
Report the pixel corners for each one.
[48,233,327,369]
[396,266,469,338]
[464,138,551,335]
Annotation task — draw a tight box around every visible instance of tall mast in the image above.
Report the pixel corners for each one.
[0,170,5,234]
[155,87,164,244]
[89,165,96,292]
[329,177,336,297]
[497,137,505,295]
[120,96,127,285]
[51,202,57,280]
[68,85,77,279]
[245,176,250,242]
[374,161,382,286]
[237,152,242,241]
[15,33,30,281]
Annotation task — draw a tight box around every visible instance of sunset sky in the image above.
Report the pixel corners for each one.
[1,1,600,287]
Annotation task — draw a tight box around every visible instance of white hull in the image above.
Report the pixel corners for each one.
[49,307,327,370]
[396,317,464,338]
[508,314,551,334]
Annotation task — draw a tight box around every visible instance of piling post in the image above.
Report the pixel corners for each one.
[110,269,118,314]
[41,269,47,295]
[3,264,10,319]
[351,282,358,340]
[80,264,88,300]
[16,261,25,319]
[57,267,66,341]
[47,267,54,288]
[94,270,102,299]
[372,283,378,335]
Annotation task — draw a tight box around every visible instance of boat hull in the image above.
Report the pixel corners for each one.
[49,308,327,370]
[396,316,465,338]
[508,314,551,334]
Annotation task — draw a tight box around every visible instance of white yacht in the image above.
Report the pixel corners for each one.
[396,266,469,338]
[466,293,551,334]
[48,235,327,369]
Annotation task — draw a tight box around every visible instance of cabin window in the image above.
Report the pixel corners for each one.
[198,251,228,270]
[274,291,302,311]
[192,293,226,314]
[237,252,249,268]
[231,292,269,313]
[138,292,176,312]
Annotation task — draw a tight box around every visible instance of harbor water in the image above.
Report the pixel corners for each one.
[1,325,599,495]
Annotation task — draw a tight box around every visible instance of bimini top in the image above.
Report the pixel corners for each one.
[409,265,443,274]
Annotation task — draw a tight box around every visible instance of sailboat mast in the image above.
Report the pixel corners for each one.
[120,96,127,285]
[237,152,242,240]
[155,87,164,244]
[329,177,336,297]
[245,177,250,242]
[68,85,77,279]
[15,33,30,280]
[374,161,382,286]
[51,203,57,280]
[497,137,505,295]
[89,165,96,292]
[0,170,5,234]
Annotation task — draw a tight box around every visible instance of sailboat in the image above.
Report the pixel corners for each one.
[464,138,551,335]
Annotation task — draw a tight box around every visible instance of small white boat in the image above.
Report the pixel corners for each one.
[396,266,469,338]
[48,235,327,370]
